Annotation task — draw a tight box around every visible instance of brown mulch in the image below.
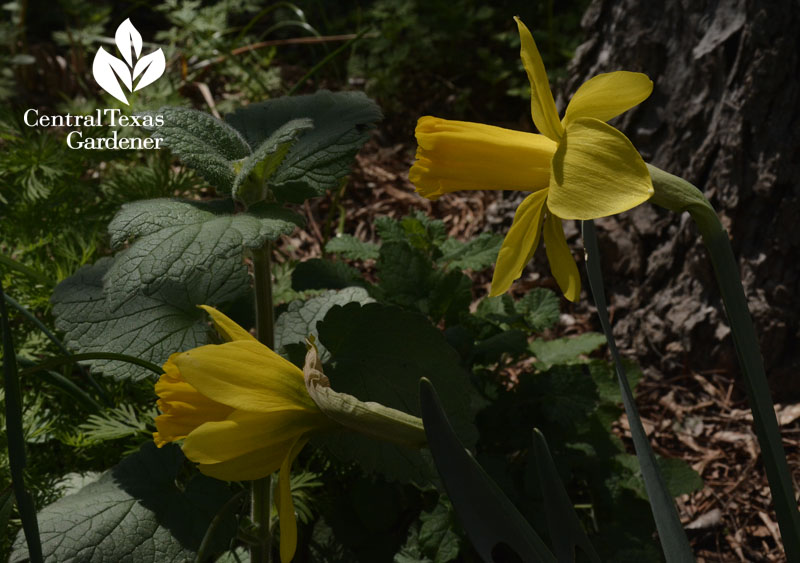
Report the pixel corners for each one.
[632,370,800,562]
[275,136,799,562]
[276,139,498,271]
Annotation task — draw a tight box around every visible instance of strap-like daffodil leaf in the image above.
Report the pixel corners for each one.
[582,220,694,562]
[419,378,557,563]
[532,428,601,562]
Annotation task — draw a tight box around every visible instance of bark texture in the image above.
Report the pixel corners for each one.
[560,0,800,394]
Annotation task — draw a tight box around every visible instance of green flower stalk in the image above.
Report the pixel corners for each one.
[648,163,800,559]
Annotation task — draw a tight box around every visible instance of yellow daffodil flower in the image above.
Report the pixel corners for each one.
[409,17,654,300]
[154,306,425,562]
[154,306,328,563]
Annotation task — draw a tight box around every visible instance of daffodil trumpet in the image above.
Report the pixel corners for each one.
[154,306,425,563]
[409,17,654,300]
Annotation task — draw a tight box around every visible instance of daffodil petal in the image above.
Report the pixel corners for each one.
[543,214,581,302]
[410,116,555,199]
[153,356,234,445]
[278,437,308,563]
[547,117,653,220]
[173,340,318,413]
[183,409,322,465]
[515,17,563,141]
[198,305,256,342]
[196,439,299,481]
[153,389,233,445]
[563,71,653,127]
[489,190,548,296]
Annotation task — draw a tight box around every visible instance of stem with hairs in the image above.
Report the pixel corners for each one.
[250,243,275,562]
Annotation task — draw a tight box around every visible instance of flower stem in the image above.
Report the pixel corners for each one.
[253,244,275,350]
[648,164,800,560]
[251,243,275,563]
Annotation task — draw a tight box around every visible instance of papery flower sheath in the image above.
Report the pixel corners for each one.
[409,17,654,300]
[154,306,425,562]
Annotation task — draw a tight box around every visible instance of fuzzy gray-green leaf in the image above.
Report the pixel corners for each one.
[10,443,235,563]
[225,90,382,203]
[232,118,314,207]
[145,107,251,190]
[51,258,233,381]
[105,199,301,309]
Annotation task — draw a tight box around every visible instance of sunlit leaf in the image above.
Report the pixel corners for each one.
[105,199,301,309]
[9,443,236,562]
[225,90,382,203]
[51,258,231,381]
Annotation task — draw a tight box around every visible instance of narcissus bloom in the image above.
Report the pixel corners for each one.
[154,306,328,562]
[409,17,654,300]
[154,306,425,562]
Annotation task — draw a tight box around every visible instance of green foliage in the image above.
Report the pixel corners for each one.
[292,258,365,291]
[436,233,504,272]
[79,404,158,444]
[225,90,383,203]
[304,214,701,559]
[0,489,13,540]
[658,457,704,498]
[0,117,82,205]
[309,518,360,563]
[325,235,380,261]
[323,213,502,326]
[298,212,702,559]
[529,332,607,367]
[474,359,702,560]
[232,118,314,207]
[338,0,590,130]
[471,288,561,336]
[46,89,381,384]
[415,499,461,562]
[10,443,236,562]
[146,91,381,206]
[51,258,215,381]
[106,198,301,308]
[143,107,253,190]
[314,302,478,482]
[518,288,562,332]
[289,470,325,526]
[395,497,461,563]
[0,2,695,559]
[154,0,290,105]
[274,287,373,360]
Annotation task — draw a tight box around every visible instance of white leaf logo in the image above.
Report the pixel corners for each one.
[115,18,142,67]
[92,18,165,105]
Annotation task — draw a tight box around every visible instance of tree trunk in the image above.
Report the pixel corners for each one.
[562,0,800,395]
